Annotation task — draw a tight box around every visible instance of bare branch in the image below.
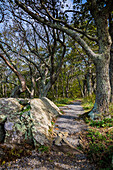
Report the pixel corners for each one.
[0,7,4,23]
[0,48,26,92]
[15,0,99,61]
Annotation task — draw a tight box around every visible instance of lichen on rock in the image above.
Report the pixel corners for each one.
[0,97,61,148]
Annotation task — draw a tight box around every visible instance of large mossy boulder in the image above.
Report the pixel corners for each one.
[0,97,61,148]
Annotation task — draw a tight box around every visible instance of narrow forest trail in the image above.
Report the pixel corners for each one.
[0,101,97,170]
[54,101,87,147]
[50,101,97,169]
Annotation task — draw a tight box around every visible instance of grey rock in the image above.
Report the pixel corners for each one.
[0,98,61,148]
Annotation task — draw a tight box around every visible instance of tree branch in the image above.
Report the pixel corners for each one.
[15,0,99,61]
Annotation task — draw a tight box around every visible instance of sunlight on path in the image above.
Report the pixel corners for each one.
[54,101,87,145]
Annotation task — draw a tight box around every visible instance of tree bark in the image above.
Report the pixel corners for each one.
[29,65,36,98]
[91,74,96,94]
[65,73,69,98]
[109,14,113,103]
[89,59,111,119]
[109,44,113,103]
[39,81,51,98]
[96,59,110,114]
[83,74,87,97]
[61,72,65,98]
[86,67,91,96]
[76,75,84,98]
[87,1,112,119]
[0,54,26,97]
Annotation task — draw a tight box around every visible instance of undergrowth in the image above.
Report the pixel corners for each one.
[81,94,95,111]
[80,122,113,169]
[80,95,113,169]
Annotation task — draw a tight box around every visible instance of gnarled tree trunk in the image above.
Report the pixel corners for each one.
[89,57,111,119]
[88,6,112,119]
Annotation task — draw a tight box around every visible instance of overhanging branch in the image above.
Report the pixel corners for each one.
[15,0,99,61]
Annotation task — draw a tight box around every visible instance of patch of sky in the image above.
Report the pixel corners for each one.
[60,0,73,20]
[61,0,87,22]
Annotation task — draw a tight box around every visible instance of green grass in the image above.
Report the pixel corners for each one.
[54,98,75,107]
[55,103,67,107]
[85,118,113,128]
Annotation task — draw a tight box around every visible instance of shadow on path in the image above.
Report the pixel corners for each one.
[54,101,86,135]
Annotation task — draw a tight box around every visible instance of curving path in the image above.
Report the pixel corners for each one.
[54,101,88,147]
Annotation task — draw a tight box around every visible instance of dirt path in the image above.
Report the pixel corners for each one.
[54,101,87,147]
[50,101,96,169]
[0,101,96,170]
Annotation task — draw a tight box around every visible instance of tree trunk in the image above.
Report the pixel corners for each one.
[76,75,84,97]
[109,44,113,103]
[39,81,51,98]
[61,72,65,98]
[86,68,91,96]
[29,65,35,98]
[88,6,112,119]
[10,85,21,97]
[91,74,96,94]
[96,59,111,113]
[109,14,113,103]
[89,58,111,119]
[65,73,69,98]
[83,75,87,97]
[56,81,59,99]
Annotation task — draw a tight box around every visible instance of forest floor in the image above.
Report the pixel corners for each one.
[0,101,97,170]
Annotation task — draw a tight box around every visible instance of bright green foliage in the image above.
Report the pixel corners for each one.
[54,98,75,107]
[82,94,95,111]
[51,121,55,126]
[86,118,113,128]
